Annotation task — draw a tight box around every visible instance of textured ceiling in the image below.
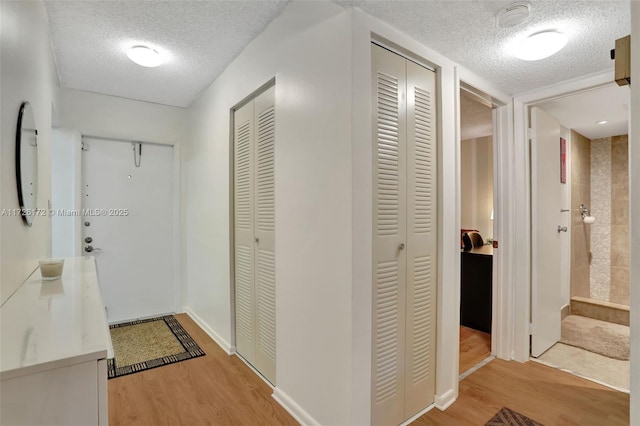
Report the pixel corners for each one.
[460,93,493,140]
[44,1,288,107]
[44,1,630,107]
[536,83,629,139]
[342,0,630,95]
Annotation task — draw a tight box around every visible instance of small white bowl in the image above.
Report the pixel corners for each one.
[39,259,65,281]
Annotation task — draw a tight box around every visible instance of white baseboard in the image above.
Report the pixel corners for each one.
[183,307,234,355]
[434,388,456,410]
[272,387,320,426]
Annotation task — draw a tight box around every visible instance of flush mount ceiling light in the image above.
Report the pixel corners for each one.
[496,1,531,28]
[596,120,608,125]
[514,30,568,61]
[127,45,164,67]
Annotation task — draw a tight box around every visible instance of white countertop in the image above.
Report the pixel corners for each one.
[0,256,112,381]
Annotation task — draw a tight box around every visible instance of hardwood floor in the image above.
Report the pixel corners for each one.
[108,314,297,426]
[459,326,491,374]
[109,316,629,426]
[414,358,630,426]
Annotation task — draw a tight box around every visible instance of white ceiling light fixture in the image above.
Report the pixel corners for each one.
[514,30,568,61]
[496,1,531,28]
[596,120,608,125]
[127,45,164,68]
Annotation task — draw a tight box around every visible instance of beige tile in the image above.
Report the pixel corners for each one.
[570,297,629,326]
[611,224,629,265]
[611,138,628,187]
[571,130,591,186]
[571,225,590,269]
[610,267,630,306]
[570,266,590,298]
[611,184,629,225]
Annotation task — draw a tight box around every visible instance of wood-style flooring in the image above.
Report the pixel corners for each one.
[414,358,629,426]
[459,326,492,374]
[109,315,629,426]
[108,313,297,426]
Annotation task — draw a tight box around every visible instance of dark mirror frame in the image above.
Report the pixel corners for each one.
[16,101,38,227]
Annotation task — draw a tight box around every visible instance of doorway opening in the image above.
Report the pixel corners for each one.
[528,82,630,392]
[459,87,496,376]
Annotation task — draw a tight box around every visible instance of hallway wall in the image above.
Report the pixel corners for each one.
[0,1,59,304]
[184,3,352,425]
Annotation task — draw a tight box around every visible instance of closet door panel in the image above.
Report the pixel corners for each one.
[405,60,437,416]
[253,86,277,384]
[371,44,408,426]
[234,101,256,364]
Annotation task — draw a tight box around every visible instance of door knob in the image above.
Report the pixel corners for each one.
[557,226,568,233]
[84,245,102,253]
[85,237,93,243]
[399,243,405,250]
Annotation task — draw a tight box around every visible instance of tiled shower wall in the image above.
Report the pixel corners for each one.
[590,137,611,301]
[610,135,629,305]
[585,135,629,305]
[570,130,591,298]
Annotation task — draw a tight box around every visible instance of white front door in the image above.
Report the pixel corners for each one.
[530,107,562,357]
[82,137,175,323]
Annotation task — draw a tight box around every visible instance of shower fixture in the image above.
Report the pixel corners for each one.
[580,204,596,224]
[580,204,589,218]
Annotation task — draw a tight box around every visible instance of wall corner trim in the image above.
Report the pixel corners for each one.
[271,387,321,426]
[434,388,457,411]
[183,307,234,355]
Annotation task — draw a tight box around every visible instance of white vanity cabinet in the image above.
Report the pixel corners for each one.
[0,256,112,425]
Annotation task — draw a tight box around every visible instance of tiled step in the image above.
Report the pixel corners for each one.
[561,315,629,360]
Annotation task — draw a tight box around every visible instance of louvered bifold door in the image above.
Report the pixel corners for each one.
[371,43,408,426]
[234,101,256,365]
[253,86,276,384]
[404,60,437,417]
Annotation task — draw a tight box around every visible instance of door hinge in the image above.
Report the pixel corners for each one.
[527,128,535,140]
[528,323,535,335]
[81,141,88,151]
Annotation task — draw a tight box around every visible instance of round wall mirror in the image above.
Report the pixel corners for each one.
[16,102,38,226]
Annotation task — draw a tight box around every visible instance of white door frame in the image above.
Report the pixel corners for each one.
[78,133,183,317]
[457,74,513,363]
[511,70,615,361]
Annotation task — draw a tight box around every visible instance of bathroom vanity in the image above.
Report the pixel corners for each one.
[0,256,112,425]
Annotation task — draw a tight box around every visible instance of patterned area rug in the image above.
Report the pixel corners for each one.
[108,315,205,379]
[485,407,544,426]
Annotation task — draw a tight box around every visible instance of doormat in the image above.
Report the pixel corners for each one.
[485,407,544,426]
[107,315,205,379]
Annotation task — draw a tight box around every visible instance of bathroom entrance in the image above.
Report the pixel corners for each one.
[528,82,630,391]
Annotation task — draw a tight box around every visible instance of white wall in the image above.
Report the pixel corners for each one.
[460,136,493,240]
[57,88,187,145]
[51,128,78,257]
[629,2,639,424]
[0,1,59,304]
[184,3,352,425]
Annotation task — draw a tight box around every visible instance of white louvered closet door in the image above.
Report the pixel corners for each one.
[404,59,437,419]
[234,86,276,385]
[253,86,276,384]
[234,100,256,366]
[372,43,408,426]
[371,44,437,425]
